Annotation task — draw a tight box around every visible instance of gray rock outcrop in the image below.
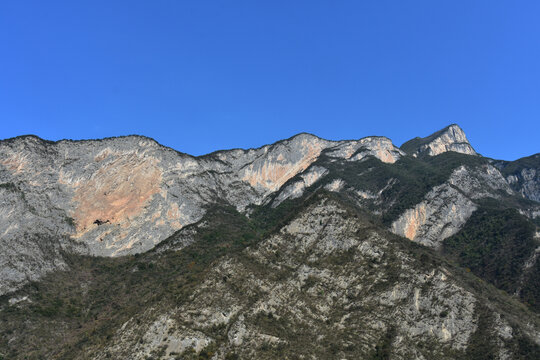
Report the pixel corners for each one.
[401,124,477,157]
[390,164,514,248]
[0,133,404,295]
[500,154,540,202]
[83,199,534,359]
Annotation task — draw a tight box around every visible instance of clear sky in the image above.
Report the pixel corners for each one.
[1,1,539,160]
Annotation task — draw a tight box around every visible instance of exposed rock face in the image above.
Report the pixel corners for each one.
[325,136,404,163]
[449,164,513,199]
[1,124,540,359]
[498,154,540,203]
[391,184,477,248]
[271,165,328,207]
[83,199,534,359]
[401,124,477,157]
[270,136,405,207]
[390,164,512,248]
[0,133,404,295]
[237,134,329,195]
[511,168,540,202]
[0,134,404,257]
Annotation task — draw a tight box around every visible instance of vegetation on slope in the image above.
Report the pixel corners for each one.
[315,151,487,224]
[1,192,539,359]
[443,205,540,311]
[0,191,327,359]
[0,205,264,359]
[2,144,540,359]
[497,153,540,177]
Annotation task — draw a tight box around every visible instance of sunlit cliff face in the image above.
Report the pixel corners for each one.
[401,204,428,240]
[0,133,408,260]
[2,125,536,303]
[418,125,477,157]
[325,137,404,164]
[241,138,326,193]
[62,135,404,250]
[68,150,163,237]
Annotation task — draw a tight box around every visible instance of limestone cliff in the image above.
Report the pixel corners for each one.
[94,199,488,359]
[0,126,537,298]
[4,197,536,359]
[391,164,515,248]
[401,124,478,157]
[496,153,540,203]
[0,133,404,295]
[1,125,540,359]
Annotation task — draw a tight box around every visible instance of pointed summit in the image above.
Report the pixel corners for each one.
[400,124,477,157]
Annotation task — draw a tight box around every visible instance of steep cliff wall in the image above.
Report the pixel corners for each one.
[497,153,540,203]
[391,164,514,248]
[0,133,405,294]
[401,124,477,157]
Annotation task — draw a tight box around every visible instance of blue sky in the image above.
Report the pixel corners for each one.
[1,1,539,160]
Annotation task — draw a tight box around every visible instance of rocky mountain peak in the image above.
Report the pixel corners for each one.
[2,127,540,359]
[0,132,403,270]
[1,126,536,299]
[401,124,477,157]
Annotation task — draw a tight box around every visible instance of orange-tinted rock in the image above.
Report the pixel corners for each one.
[70,152,163,237]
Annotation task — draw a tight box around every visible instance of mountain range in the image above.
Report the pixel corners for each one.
[1,124,539,359]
